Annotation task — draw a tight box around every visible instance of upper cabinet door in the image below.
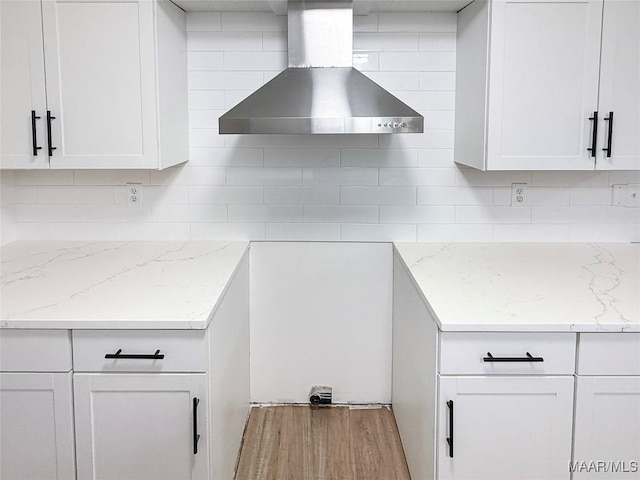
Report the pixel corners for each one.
[596,0,640,171]
[41,0,158,169]
[487,0,603,170]
[0,0,48,169]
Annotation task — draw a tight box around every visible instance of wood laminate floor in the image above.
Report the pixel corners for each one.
[235,405,411,480]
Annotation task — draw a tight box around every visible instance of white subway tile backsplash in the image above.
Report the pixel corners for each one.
[380,52,456,71]
[37,186,114,204]
[418,187,493,206]
[189,71,263,91]
[341,187,416,206]
[341,223,417,242]
[73,170,149,186]
[492,224,569,242]
[303,168,378,186]
[188,32,262,51]
[419,72,456,91]
[264,149,340,167]
[189,129,226,148]
[152,204,227,223]
[13,204,76,223]
[3,11,634,243]
[419,33,456,52]
[264,186,340,205]
[364,72,420,91]
[378,13,457,33]
[341,149,418,167]
[223,52,287,71]
[531,171,609,187]
[114,223,191,241]
[188,148,263,167]
[149,166,226,186]
[220,12,286,32]
[262,32,287,51]
[456,206,531,224]
[186,12,221,32]
[76,205,153,223]
[570,187,612,206]
[354,33,419,52]
[187,52,223,71]
[188,91,225,109]
[188,186,263,205]
[227,167,302,185]
[266,223,341,241]
[380,168,456,186]
[229,205,303,223]
[304,205,379,223]
[190,223,266,240]
[15,170,74,186]
[417,224,493,242]
[380,206,454,223]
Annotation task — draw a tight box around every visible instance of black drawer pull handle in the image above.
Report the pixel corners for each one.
[587,111,598,157]
[446,400,454,458]
[46,110,57,156]
[31,110,42,156]
[602,111,614,158]
[193,397,200,455]
[104,349,165,359]
[483,352,544,362]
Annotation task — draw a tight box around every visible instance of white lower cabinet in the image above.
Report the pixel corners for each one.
[0,372,76,480]
[573,376,640,479]
[73,373,209,480]
[438,376,574,480]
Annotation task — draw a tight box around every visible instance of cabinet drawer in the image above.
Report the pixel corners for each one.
[578,333,640,375]
[73,330,208,373]
[440,332,576,375]
[0,330,72,372]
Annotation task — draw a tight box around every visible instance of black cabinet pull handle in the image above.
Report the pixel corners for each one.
[446,400,454,458]
[193,397,201,455]
[587,111,598,157]
[46,111,57,156]
[31,111,42,156]
[104,348,165,359]
[483,351,544,362]
[602,111,614,158]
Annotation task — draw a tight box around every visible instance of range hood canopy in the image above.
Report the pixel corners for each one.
[218,0,424,135]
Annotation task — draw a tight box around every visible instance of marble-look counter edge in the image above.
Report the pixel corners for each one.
[0,241,250,330]
[392,243,640,334]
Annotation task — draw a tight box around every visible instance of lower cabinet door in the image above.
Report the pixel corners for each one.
[0,372,76,480]
[438,376,574,480]
[74,373,209,480]
[573,376,640,479]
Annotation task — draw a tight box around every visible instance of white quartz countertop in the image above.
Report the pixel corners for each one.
[1,241,249,329]
[394,243,640,333]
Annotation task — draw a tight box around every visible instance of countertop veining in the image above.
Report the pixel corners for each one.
[394,242,640,333]
[0,241,249,329]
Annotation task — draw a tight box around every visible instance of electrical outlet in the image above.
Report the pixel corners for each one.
[511,183,528,207]
[126,183,142,207]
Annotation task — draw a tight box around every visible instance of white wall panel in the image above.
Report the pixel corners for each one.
[250,242,393,403]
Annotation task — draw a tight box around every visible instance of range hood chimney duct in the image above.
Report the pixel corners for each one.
[218,0,424,135]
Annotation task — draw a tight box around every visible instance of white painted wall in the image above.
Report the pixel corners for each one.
[2,11,638,243]
[250,242,392,403]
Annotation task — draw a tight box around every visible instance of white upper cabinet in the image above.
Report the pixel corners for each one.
[0,1,48,169]
[595,0,640,170]
[0,0,188,170]
[455,0,639,171]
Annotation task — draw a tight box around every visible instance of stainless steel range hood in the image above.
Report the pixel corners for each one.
[218,0,424,135]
